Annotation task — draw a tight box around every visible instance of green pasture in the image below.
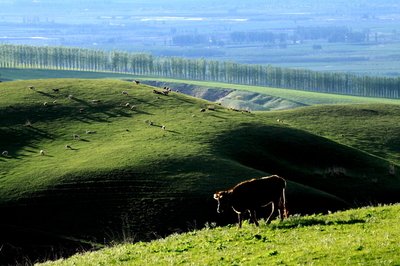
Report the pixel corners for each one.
[141,77,400,106]
[0,78,399,264]
[2,68,400,108]
[41,204,400,266]
[0,68,138,81]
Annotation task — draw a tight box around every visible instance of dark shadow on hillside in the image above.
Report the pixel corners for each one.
[0,103,138,157]
[26,126,55,140]
[0,149,364,264]
[0,132,397,264]
[211,123,400,205]
[36,90,57,99]
[70,97,92,107]
[0,101,136,128]
[272,217,365,230]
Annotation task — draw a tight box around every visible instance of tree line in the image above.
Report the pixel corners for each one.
[0,44,399,99]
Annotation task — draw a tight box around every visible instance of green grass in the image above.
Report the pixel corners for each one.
[139,77,400,106]
[0,68,139,81]
[40,204,400,265]
[2,68,400,108]
[0,78,399,264]
[266,104,400,165]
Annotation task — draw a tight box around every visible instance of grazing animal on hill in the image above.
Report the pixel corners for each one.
[153,89,169,96]
[122,91,129,96]
[153,89,162,95]
[2,151,9,156]
[24,120,32,127]
[134,80,140,85]
[39,150,45,156]
[52,88,60,93]
[28,86,35,90]
[213,175,287,228]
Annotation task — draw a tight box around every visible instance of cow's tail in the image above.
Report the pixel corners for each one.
[279,181,288,219]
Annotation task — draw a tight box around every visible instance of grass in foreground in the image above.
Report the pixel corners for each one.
[40,204,400,266]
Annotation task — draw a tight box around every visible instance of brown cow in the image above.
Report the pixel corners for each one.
[213,175,287,228]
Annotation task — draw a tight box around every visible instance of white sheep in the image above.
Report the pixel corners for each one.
[125,103,130,107]
[85,130,96,134]
[43,102,48,106]
[68,94,73,99]
[2,150,8,156]
[73,134,80,140]
[24,120,32,127]
[91,99,101,104]
[161,125,166,130]
[39,150,45,156]
[122,91,129,96]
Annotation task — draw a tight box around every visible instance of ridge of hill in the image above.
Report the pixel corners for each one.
[0,79,399,264]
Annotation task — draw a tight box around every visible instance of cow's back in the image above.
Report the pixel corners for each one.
[230,175,285,212]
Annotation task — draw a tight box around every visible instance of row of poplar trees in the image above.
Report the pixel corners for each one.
[1,44,399,99]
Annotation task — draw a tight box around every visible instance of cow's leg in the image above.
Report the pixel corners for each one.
[237,213,242,228]
[278,201,285,221]
[266,202,275,224]
[279,188,288,220]
[249,210,259,226]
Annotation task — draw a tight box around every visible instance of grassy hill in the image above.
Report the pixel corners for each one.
[2,68,400,108]
[40,204,400,265]
[0,78,399,264]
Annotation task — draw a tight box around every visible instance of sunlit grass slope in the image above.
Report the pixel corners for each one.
[41,204,400,266]
[142,77,400,106]
[0,78,399,263]
[2,68,400,107]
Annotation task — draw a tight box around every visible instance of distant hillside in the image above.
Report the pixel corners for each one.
[0,79,399,264]
[2,44,400,99]
[142,80,305,111]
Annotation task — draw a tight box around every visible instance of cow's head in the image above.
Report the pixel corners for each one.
[213,191,230,214]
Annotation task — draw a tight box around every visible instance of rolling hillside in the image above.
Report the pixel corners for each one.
[0,78,399,264]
